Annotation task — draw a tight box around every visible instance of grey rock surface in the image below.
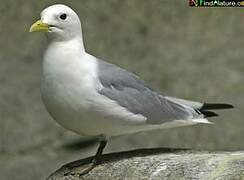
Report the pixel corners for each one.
[48,149,244,180]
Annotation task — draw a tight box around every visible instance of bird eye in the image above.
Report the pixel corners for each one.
[59,13,67,20]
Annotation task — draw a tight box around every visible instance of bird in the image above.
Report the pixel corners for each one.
[29,4,233,174]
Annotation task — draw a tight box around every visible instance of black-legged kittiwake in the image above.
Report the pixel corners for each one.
[29,4,233,174]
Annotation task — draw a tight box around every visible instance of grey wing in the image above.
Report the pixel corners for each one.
[97,60,200,124]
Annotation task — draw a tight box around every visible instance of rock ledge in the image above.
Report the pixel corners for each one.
[48,148,244,180]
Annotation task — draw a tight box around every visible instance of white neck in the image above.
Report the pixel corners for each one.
[45,29,85,53]
[46,35,86,56]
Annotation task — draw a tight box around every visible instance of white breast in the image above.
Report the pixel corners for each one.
[41,40,98,134]
[41,40,148,137]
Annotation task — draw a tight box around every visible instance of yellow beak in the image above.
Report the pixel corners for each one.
[29,20,50,32]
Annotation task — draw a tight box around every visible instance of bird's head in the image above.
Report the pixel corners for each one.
[29,4,82,41]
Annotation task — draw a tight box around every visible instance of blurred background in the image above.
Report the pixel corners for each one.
[0,0,243,179]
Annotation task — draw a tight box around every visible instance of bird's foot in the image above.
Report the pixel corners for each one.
[62,140,107,177]
[63,159,97,177]
[77,161,96,177]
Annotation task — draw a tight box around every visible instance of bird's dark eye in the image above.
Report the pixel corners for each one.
[59,13,67,20]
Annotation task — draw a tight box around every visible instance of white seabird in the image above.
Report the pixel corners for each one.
[29,4,233,174]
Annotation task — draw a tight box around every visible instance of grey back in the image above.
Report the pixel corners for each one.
[97,60,199,124]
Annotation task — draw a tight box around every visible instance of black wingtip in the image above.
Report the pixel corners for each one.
[200,110,219,118]
[201,103,234,110]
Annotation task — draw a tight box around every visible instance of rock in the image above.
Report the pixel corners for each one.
[47,148,244,180]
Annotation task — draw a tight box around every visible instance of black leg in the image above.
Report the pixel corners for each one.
[78,140,107,176]
[94,140,107,162]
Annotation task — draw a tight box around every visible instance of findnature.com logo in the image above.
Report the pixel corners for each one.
[189,0,244,7]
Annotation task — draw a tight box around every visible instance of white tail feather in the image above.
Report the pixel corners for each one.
[192,118,213,124]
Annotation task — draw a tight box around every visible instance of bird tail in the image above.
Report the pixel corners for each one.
[164,96,234,118]
[199,103,234,118]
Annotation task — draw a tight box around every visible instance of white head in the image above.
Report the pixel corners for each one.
[30,4,82,42]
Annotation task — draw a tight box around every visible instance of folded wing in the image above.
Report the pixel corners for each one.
[96,60,202,124]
